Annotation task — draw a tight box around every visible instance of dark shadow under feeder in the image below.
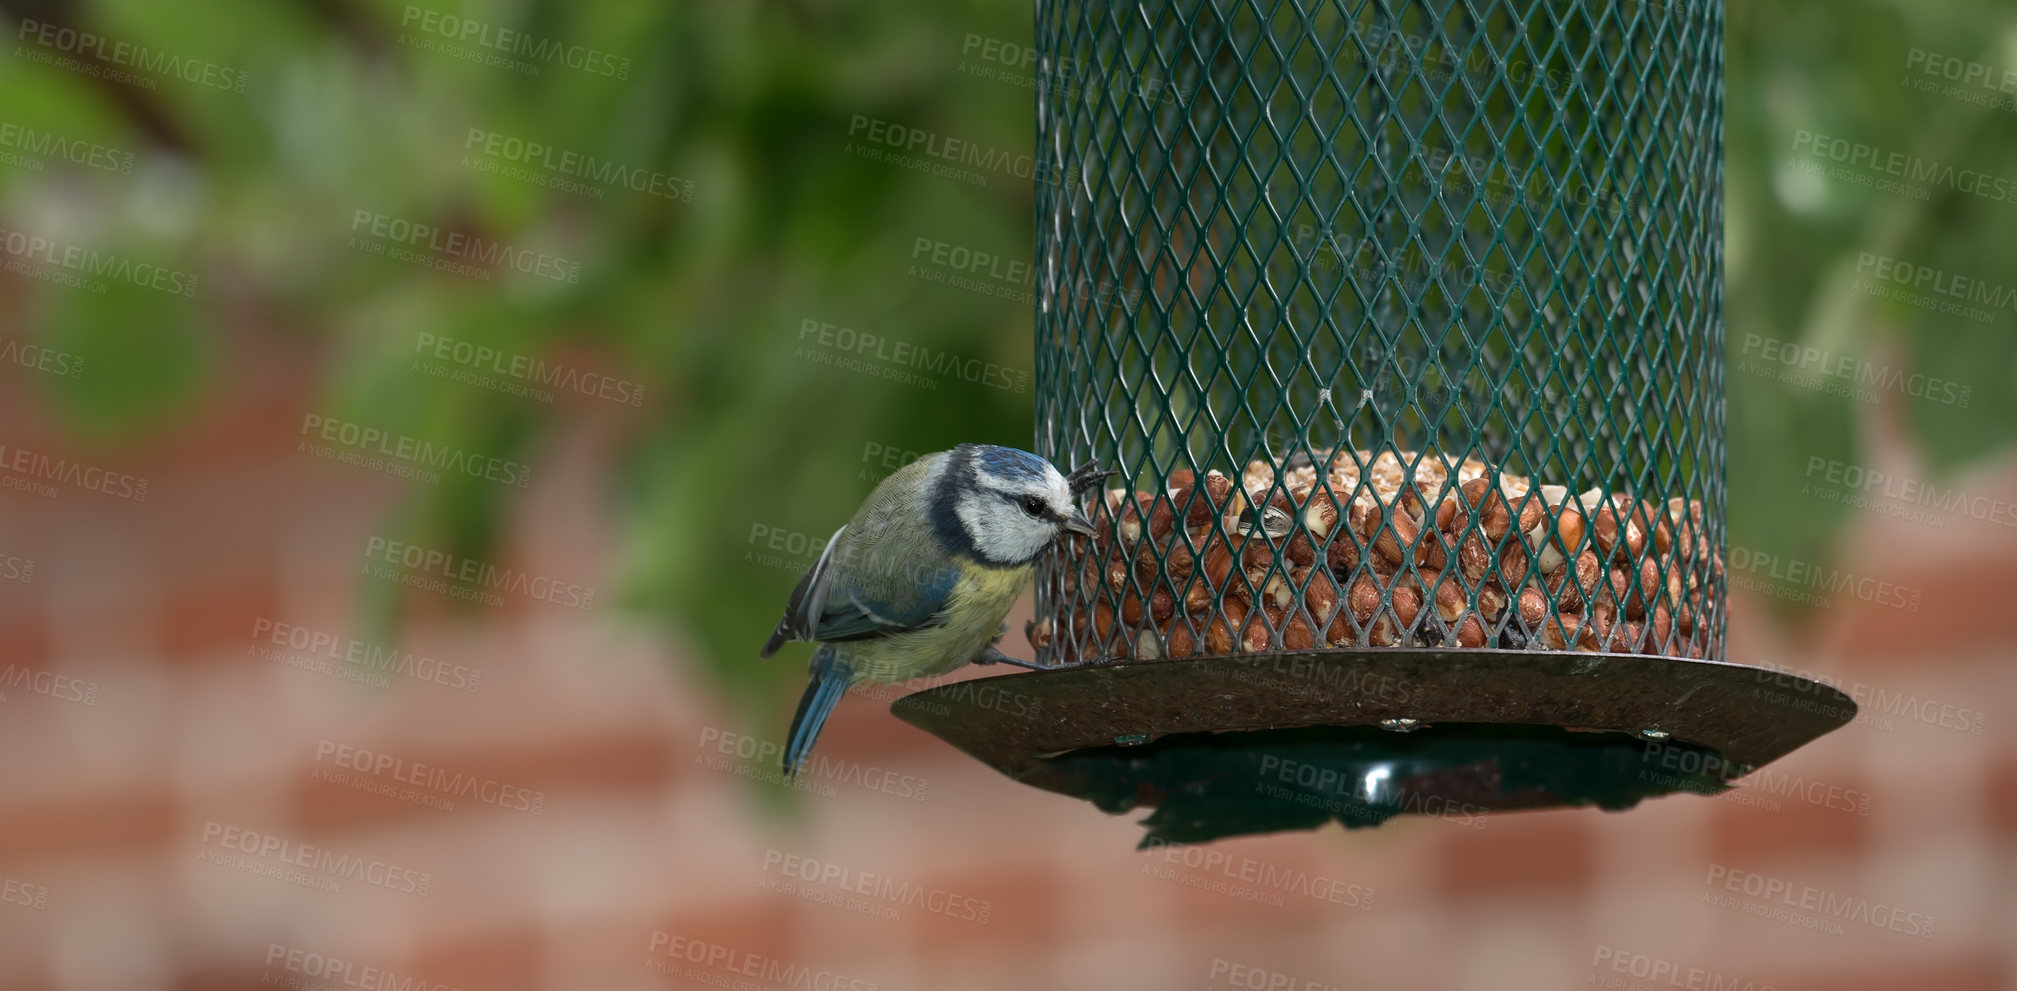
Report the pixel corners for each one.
[892,650,1856,846]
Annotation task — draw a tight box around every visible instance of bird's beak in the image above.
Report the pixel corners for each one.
[1062,507,1097,538]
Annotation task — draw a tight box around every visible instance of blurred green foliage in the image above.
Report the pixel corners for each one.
[1726,2,2017,581]
[1,0,2012,735]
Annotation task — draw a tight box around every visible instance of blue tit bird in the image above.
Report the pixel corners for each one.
[761,444,1106,776]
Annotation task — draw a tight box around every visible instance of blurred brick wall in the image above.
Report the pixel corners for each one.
[0,343,2012,991]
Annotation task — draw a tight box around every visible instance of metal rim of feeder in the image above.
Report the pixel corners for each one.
[892,650,1855,845]
[895,0,1854,841]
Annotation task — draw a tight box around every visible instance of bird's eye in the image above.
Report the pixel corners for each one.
[1019,495,1047,518]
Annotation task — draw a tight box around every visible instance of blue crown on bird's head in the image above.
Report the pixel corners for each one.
[964,444,1051,484]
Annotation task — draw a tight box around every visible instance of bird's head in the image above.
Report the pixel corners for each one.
[938,445,1096,567]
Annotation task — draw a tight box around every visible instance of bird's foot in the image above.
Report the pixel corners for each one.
[971,644,1048,671]
[1066,461,1116,498]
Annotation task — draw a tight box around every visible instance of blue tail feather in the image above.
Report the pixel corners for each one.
[784,645,852,777]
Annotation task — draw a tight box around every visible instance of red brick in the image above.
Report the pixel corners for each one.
[1706,770,1871,863]
[1436,809,1594,897]
[292,729,676,834]
[1986,753,2017,837]
[0,786,178,858]
[0,612,49,667]
[408,924,546,991]
[179,391,317,464]
[1759,951,2001,991]
[1833,555,2007,665]
[645,901,799,982]
[158,575,280,660]
[172,969,277,991]
[902,860,1059,954]
[803,683,962,769]
[1143,839,1364,929]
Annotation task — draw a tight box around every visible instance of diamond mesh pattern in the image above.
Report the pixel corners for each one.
[1033,0,1725,664]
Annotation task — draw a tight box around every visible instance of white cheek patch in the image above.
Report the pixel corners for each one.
[958,490,1056,564]
[955,493,994,546]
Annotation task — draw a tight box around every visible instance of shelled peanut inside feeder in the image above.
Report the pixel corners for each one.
[1036,449,1724,667]
[892,0,1853,845]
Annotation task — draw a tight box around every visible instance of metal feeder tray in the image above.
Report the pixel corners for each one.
[893,649,1855,847]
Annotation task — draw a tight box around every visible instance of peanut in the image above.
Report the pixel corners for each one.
[1533,505,1587,575]
[1545,551,1601,613]
[1304,569,1341,624]
[1052,451,1721,663]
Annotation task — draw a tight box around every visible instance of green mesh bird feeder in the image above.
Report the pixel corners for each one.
[895,0,1853,846]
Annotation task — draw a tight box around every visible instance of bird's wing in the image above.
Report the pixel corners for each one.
[761,524,848,657]
[808,555,960,643]
[761,523,961,655]
[762,452,957,657]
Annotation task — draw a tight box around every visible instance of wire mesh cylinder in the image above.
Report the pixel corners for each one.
[1032,0,1725,666]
